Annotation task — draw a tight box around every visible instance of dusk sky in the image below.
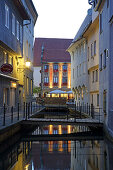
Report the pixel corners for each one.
[32,0,90,39]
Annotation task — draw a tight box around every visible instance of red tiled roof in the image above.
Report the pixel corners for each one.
[33,38,72,66]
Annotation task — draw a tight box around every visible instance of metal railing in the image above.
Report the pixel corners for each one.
[0,102,44,127]
[68,103,103,123]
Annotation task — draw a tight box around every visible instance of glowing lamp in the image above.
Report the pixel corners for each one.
[25,59,31,67]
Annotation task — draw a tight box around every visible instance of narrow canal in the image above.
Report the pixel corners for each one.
[0,124,112,170]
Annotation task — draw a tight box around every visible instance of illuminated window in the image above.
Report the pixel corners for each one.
[53,64,58,70]
[63,64,67,71]
[62,77,67,85]
[8,56,13,65]
[27,77,29,94]
[5,4,9,28]
[31,80,33,94]
[44,77,49,83]
[53,77,58,83]
[3,52,8,63]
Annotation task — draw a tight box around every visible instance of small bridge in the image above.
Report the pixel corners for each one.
[22,131,103,142]
[22,118,103,128]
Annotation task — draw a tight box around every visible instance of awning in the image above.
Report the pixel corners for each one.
[49,90,66,94]
[67,91,73,94]
[0,73,19,81]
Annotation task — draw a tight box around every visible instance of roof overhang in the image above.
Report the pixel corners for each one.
[12,0,30,20]
[0,73,19,81]
[67,37,85,53]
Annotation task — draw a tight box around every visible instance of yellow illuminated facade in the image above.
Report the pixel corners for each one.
[42,62,73,99]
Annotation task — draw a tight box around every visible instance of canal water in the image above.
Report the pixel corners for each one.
[0,125,113,170]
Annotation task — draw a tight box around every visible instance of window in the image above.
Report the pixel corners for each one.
[97,94,99,106]
[91,94,93,104]
[103,90,107,113]
[3,88,8,105]
[3,52,8,63]
[100,54,103,70]
[8,56,13,65]
[63,64,67,71]
[27,77,29,94]
[100,13,103,33]
[91,43,93,57]
[53,77,58,83]
[88,47,89,61]
[79,64,81,76]
[31,80,33,94]
[53,64,58,70]
[20,25,22,43]
[96,70,98,82]
[103,50,107,68]
[62,77,67,84]
[92,71,95,83]
[12,13,15,35]
[94,41,96,55]
[107,0,109,8]
[44,65,49,70]
[17,21,19,40]
[44,77,49,83]
[5,4,9,28]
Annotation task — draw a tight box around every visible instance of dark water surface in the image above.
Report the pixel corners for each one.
[0,125,113,170]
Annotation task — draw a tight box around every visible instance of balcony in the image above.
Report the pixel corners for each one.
[53,69,58,73]
[63,69,67,72]
[44,69,49,72]
[62,82,67,86]
[53,82,58,86]
[44,82,49,86]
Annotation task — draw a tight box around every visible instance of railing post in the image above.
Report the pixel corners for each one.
[87,103,88,115]
[3,103,6,126]
[26,103,28,120]
[17,103,19,120]
[75,102,76,122]
[11,106,13,123]
[91,104,94,119]
[23,102,25,118]
[28,103,30,119]
[89,104,90,116]
[80,106,82,118]
[31,102,32,115]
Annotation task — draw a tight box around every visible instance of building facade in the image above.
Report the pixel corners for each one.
[88,0,113,137]
[0,0,38,109]
[67,9,92,106]
[33,38,73,98]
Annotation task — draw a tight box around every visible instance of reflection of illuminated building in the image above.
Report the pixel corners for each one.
[71,140,105,170]
[42,125,72,153]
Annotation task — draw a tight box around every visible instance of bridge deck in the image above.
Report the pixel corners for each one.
[22,131,103,141]
[22,118,103,127]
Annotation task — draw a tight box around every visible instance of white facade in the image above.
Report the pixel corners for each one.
[33,66,41,87]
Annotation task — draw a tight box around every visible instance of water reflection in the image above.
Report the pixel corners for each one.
[0,125,113,170]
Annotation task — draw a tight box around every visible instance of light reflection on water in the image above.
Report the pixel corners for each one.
[0,125,112,170]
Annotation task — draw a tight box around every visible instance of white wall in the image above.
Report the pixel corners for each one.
[33,66,41,87]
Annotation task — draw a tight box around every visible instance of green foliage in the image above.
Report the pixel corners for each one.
[33,87,41,94]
